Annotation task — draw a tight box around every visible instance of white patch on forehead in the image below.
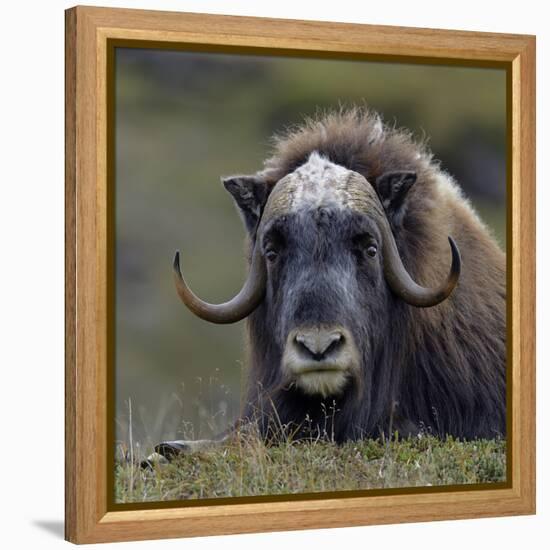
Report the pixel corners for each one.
[262,151,383,221]
[287,151,353,212]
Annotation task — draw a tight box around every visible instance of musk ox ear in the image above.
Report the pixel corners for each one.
[222,174,269,234]
[376,171,417,218]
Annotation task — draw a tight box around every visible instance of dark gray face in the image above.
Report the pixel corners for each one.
[259,205,389,397]
[252,152,392,397]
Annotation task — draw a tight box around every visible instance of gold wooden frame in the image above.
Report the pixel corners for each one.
[65,5,536,544]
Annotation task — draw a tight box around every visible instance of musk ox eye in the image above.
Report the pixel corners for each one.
[265,249,279,263]
[351,234,377,261]
[263,227,285,263]
[367,245,377,258]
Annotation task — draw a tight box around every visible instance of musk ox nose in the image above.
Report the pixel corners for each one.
[284,326,359,396]
[294,329,345,361]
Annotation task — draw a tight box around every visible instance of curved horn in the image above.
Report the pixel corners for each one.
[380,223,461,307]
[173,242,267,324]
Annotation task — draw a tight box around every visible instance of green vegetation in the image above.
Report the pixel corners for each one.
[115,427,506,503]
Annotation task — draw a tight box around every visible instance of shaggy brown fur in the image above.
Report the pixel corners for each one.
[240,107,506,440]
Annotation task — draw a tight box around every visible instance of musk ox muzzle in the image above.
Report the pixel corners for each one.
[282,325,360,397]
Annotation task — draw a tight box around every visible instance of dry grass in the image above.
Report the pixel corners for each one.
[115,423,506,503]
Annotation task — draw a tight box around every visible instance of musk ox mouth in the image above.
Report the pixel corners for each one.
[282,326,360,397]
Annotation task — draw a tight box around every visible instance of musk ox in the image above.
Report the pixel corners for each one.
[156,107,506,459]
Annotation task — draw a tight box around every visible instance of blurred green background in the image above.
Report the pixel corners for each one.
[114,48,506,448]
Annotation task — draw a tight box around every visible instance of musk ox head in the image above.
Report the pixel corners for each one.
[173,151,460,400]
